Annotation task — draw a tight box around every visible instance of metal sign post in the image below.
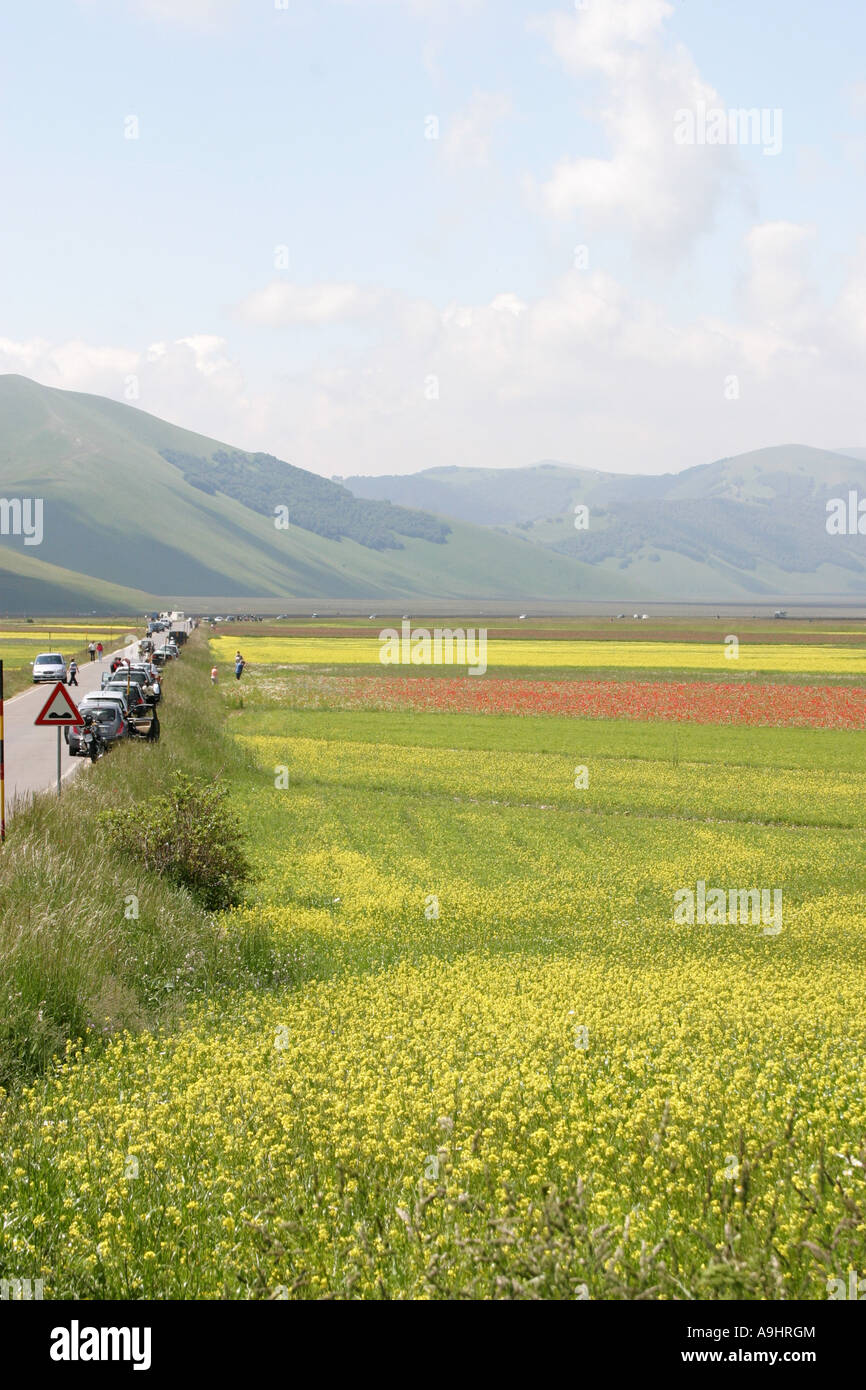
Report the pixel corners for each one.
[0,659,5,843]
[34,682,83,798]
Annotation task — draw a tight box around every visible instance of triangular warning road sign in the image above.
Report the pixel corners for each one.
[34,682,83,727]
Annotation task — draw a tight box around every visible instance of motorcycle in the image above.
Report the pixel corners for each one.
[80,716,106,763]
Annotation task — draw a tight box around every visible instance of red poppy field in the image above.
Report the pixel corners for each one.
[273,672,866,729]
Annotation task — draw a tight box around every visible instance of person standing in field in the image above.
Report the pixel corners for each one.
[235,653,245,681]
[88,641,96,662]
[67,658,79,687]
[210,666,218,685]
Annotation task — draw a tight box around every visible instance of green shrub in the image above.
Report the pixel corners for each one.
[99,772,252,910]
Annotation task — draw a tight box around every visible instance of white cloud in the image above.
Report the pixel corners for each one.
[0,337,138,385]
[532,0,742,258]
[0,335,251,444]
[442,91,511,169]
[539,0,674,79]
[832,237,866,350]
[235,282,385,327]
[740,222,818,330]
[6,224,866,478]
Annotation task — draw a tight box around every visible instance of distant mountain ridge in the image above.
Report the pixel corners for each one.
[2,372,866,611]
[347,446,866,596]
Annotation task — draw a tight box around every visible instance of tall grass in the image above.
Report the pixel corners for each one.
[0,632,260,1092]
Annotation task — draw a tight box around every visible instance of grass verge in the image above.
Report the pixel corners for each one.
[0,631,261,1092]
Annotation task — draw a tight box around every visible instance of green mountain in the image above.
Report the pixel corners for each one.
[0,374,623,611]
[2,373,865,611]
[347,447,866,598]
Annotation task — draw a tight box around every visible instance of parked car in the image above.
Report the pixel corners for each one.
[31,653,67,684]
[129,666,160,690]
[102,680,151,712]
[115,670,160,699]
[66,700,127,753]
[101,668,149,693]
[78,690,131,717]
[125,668,161,702]
[128,662,162,689]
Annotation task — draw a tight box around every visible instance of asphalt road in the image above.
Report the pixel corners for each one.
[2,640,140,815]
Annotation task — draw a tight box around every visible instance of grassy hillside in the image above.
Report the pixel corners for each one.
[0,375,626,609]
[347,446,866,596]
[4,373,866,606]
[0,544,153,616]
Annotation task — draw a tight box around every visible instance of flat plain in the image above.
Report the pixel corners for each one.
[2,618,864,1299]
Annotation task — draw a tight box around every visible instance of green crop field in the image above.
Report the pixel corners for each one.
[1,626,864,1300]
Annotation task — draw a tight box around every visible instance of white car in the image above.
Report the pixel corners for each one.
[31,653,67,684]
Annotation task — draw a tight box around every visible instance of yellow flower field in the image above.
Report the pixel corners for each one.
[3,944,864,1299]
[211,634,866,675]
[3,652,865,1300]
[238,731,866,829]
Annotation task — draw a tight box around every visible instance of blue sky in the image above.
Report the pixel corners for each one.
[1,0,865,477]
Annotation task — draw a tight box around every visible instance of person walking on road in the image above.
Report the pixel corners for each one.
[67,658,79,687]
[210,665,218,685]
[88,641,96,662]
[96,641,104,660]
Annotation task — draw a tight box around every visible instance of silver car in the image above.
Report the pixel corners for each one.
[31,653,67,684]
[66,699,128,754]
